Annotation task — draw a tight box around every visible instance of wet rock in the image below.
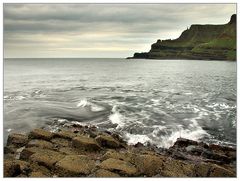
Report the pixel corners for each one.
[27,139,53,149]
[51,138,70,147]
[55,155,95,176]
[171,138,198,149]
[102,150,133,162]
[7,133,28,147]
[95,135,120,148]
[29,129,53,141]
[94,169,120,177]
[72,136,101,151]
[100,158,137,176]
[4,160,21,177]
[209,164,235,177]
[193,163,211,177]
[53,130,76,140]
[4,145,17,154]
[29,171,47,177]
[133,154,165,176]
[29,149,65,169]
[161,159,195,177]
[20,147,45,160]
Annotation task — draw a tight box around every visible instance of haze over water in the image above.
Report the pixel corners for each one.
[4,58,236,148]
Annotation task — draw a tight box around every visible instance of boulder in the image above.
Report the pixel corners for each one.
[95,135,120,148]
[20,147,45,160]
[55,155,95,176]
[7,133,28,147]
[209,164,235,177]
[53,130,76,140]
[29,149,65,169]
[94,169,120,177]
[72,136,101,151]
[51,138,70,147]
[171,138,198,149]
[161,159,194,177]
[29,129,53,141]
[4,160,21,177]
[29,171,47,177]
[100,158,137,176]
[133,154,165,176]
[102,150,133,162]
[27,139,53,149]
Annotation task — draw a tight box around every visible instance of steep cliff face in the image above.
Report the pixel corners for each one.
[128,14,236,60]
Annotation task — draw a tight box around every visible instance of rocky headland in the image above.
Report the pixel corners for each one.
[4,123,236,177]
[128,14,236,61]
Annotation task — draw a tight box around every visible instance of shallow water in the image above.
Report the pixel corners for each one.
[4,58,237,148]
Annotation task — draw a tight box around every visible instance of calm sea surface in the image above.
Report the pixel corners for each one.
[4,58,237,148]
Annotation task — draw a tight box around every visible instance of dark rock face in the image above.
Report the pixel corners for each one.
[4,127,236,177]
[129,14,236,61]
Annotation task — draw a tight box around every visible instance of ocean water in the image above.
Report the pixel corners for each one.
[4,58,237,148]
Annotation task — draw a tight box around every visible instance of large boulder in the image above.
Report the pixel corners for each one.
[72,136,101,151]
[55,155,95,176]
[94,169,120,177]
[29,129,53,141]
[7,133,28,147]
[29,149,65,169]
[95,135,120,148]
[100,158,137,176]
[102,150,133,162]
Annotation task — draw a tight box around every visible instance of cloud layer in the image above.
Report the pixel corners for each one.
[4,4,236,58]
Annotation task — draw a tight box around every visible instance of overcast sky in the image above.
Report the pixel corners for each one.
[4,4,236,58]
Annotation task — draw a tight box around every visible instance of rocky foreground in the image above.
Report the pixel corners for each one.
[4,124,236,177]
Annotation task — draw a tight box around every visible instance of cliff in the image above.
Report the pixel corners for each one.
[128,14,236,61]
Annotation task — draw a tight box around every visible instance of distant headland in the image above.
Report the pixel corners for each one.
[127,14,236,61]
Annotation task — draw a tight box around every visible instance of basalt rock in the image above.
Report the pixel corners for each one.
[4,125,236,177]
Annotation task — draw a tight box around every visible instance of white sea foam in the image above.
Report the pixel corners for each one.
[77,99,105,112]
[109,105,126,129]
[124,133,152,145]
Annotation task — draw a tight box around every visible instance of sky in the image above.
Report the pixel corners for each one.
[4,4,236,58]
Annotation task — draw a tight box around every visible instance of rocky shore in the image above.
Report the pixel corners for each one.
[4,124,236,177]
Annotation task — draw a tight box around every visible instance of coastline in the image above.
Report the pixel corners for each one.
[4,123,236,177]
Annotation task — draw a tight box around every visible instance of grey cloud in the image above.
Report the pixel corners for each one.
[3,3,236,58]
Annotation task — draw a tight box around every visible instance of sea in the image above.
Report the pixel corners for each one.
[3,58,237,148]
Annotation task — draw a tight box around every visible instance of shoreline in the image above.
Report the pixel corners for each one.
[4,123,236,177]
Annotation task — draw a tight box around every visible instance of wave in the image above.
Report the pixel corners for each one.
[77,99,105,112]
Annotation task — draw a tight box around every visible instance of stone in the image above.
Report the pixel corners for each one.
[29,129,53,141]
[95,135,120,148]
[72,136,101,151]
[100,158,137,176]
[4,160,21,177]
[55,155,95,176]
[209,164,235,177]
[27,139,53,149]
[29,149,65,169]
[161,159,194,177]
[94,169,120,177]
[20,147,45,160]
[133,154,165,176]
[171,138,198,149]
[7,133,28,147]
[51,138,70,147]
[29,171,47,177]
[102,150,133,162]
[54,130,76,140]
[193,163,211,177]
